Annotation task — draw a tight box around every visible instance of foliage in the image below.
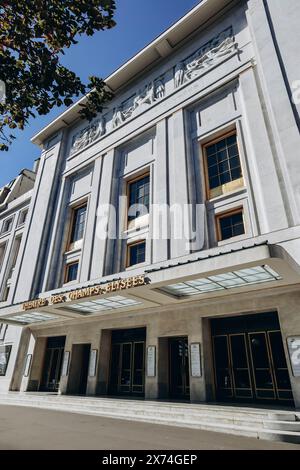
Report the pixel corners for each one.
[0,0,116,150]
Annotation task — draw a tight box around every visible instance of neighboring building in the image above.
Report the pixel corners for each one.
[1,0,300,408]
[0,167,37,392]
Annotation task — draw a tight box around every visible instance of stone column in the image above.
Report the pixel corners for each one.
[90,150,115,279]
[9,327,32,391]
[151,119,169,263]
[277,293,300,408]
[86,332,102,396]
[59,335,73,395]
[145,323,159,400]
[80,156,103,282]
[247,0,300,225]
[26,337,47,392]
[188,316,207,403]
[238,66,288,233]
[96,329,112,395]
[168,110,190,258]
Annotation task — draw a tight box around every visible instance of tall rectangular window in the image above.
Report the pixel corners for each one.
[0,324,8,341]
[128,174,150,221]
[204,133,243,199]
[0,243,6,271]
[18,208,28,226]
[69,204,87,247]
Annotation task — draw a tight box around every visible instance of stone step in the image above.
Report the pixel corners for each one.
[1,393,300,444]
[0,393,295,417]
[1,398,300,444]
[0,396,294,422]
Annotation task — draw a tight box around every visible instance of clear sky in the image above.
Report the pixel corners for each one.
[0,0,200,187]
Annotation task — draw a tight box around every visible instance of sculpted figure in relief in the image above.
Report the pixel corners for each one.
[174,30,235,87]
[71,116,106,154]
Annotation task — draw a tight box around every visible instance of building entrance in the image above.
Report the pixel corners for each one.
[40,336,66,392]
[169,337,190,399]
[212,312,293,404]
[67,343,91,395]
[109,328,146,396]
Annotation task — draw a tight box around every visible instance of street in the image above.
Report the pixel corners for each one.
[0,405,298,450]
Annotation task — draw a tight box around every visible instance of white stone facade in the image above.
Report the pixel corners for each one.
[1,0,300,408]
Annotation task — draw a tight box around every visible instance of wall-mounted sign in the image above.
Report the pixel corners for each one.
[190,343,202,378]
[0,345,12,376]
[61,351,70,377]
[23,354,32,377]
[89,349,98,377]
[287,336,300,377]
[22,274,148,311]
[147,346,156,377]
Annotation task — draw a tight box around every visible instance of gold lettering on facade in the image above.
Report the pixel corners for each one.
[22,275,147,311]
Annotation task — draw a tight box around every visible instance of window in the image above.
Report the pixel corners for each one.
[204,133,243,199]
[2,286,10,302]
[0,345,12,376]
[216,209,245,241]
[127,241,146,267]
[8,236,22,278]
[0,324,8,341]
[1,217,13,235]
[128,174,150,221]
[65,262,79,283]
[69,204,87,248]
[0,243,6,270]
[18,208,28,226]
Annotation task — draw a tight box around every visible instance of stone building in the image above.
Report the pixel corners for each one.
[1,0,300,408]
[0,167,37,391]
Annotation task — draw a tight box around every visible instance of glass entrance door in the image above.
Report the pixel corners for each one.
[40,337,66,392]
[169,337,190,399]
[109,335,145,396]
[213,326,293,403]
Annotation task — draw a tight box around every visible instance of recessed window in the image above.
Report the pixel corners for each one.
[2,286,10,302]
[0,243,6,270]
[128,174,150,221]
[0,324,8,341]
[1,217,13,235]
[18,208,28,226]
[128,241,146,267]
[204,133,243,199]
[216,209,245,241]
[69,204,87,248]
[65,262,79,283]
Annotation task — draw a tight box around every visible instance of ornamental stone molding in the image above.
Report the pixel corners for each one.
[174,26,236,88]
[69,27,236,156]
[112,76,165,129]
[70,116,106,155]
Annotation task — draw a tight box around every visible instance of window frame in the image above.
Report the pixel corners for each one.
[126,240,146,268]
[64,261,80,284]
[215,207,245,242]
[1,216,14,235]
[126,171,150,227]
[0,324,8,341]
[202,130,244,200]
[18,208,29,227]
[0,242,7,271]
[67,201,88,251]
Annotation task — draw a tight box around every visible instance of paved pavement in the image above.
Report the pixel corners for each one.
[0,404,298,450]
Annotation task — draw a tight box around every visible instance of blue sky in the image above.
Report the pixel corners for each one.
[0,0,200,187]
